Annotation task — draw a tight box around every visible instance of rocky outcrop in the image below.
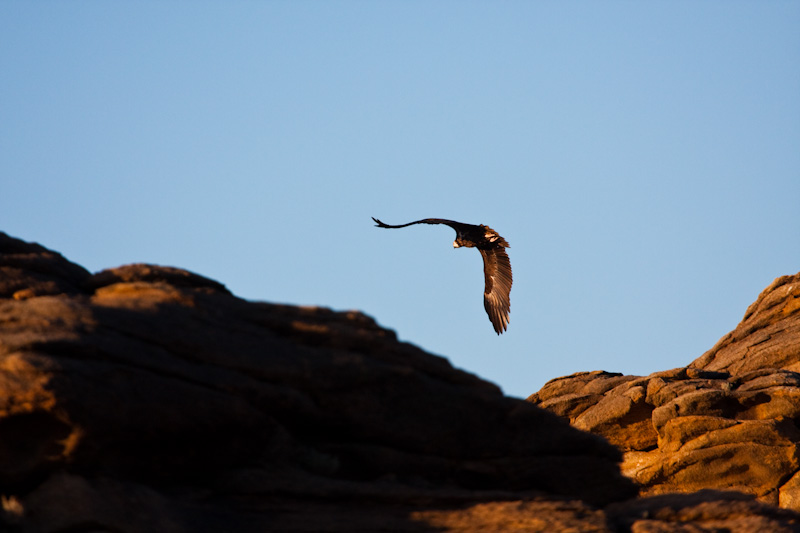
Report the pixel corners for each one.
[530,272,800,512]
[692,274,800,374]
[1,231,799,532]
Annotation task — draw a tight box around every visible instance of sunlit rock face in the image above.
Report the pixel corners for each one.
[530,273,800,512]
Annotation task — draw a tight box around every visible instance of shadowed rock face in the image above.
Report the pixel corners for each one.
[0,232,633,531]
[1,231,799,532]
[530,273,800,512]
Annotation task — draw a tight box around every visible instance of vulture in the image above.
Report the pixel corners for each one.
[372,217,512,334]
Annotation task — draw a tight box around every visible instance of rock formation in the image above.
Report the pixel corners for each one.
[530,272,800,512]
[1,231,798,532]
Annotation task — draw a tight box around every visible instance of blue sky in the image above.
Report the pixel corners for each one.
[2,3,798,398]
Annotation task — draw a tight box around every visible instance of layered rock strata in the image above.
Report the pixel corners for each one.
[530,273,800,510]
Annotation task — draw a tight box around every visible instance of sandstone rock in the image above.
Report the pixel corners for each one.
[530,272,800,514]
[3,232,799,532]
[0,233,90,299]
[606,490,800,533]
[692,273,800,374]
[0,232,638,532]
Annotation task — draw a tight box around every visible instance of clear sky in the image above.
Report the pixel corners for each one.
[2,3,798,398]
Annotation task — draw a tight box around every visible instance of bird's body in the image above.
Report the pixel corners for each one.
[372,217,512,334]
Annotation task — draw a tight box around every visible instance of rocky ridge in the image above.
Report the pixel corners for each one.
[1,231,798,532]
[530,272,800,511]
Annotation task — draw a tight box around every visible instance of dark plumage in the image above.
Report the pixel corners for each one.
[372,217,512,334]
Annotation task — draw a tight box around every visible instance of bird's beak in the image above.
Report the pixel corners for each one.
[453,241,461,248]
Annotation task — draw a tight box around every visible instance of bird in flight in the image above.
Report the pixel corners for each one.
[372,217,512,334]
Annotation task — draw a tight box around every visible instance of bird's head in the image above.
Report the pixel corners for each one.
[453,235,473,248]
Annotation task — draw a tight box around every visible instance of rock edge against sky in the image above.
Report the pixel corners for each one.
[1,231,798,532]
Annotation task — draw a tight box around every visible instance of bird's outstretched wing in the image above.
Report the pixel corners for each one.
[479,247,512,334]
[373,216,513,334]
[372,217,472,231]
